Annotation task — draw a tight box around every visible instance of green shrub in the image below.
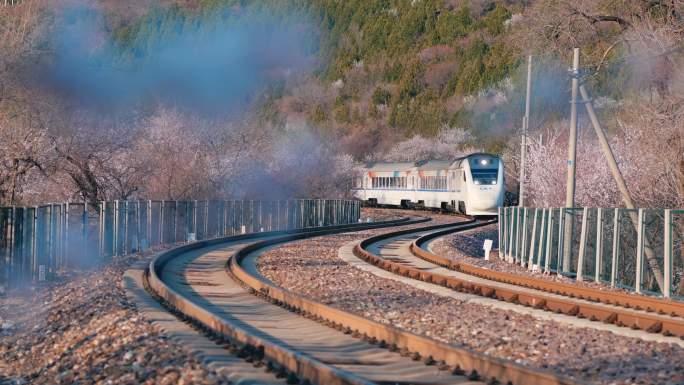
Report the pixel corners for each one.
[384,62,403,83]
[372,87,392,105]
[310,104,327,124]
[333,104,351,123]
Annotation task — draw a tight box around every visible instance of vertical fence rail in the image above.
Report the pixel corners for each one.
[0,199,360,289]
[664,209,672,298]
[667,209,684,299]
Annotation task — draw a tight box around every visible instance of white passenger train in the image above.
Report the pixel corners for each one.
[353,153,504,216]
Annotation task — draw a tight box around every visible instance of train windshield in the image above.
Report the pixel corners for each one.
[468,156,499,185]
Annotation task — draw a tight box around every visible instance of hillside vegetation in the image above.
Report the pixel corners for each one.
[104,0,523,153]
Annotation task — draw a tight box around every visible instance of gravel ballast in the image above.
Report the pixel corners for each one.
[256,209,684,385]
[0,253,230,385]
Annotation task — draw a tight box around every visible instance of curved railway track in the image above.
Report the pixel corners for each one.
[145,216,582,385]
[352,219,684,340]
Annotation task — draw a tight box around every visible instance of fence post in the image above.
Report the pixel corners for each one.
[515,207,523,263]
[136,201,141,252]
[498,207,503,257]
[595,208,603,283]
[269,200,274,231]
[506,207,518,263]
[191,200,197,238]
[25,208,34,282]
[204,201,209,237]
[527,208,538,269]
[536,208,546,269]
[51,205,57,272]
[506,207,517,263]
[557,208,565,274]
[285,200,290,230]
[520,208,528,266]
[251,200,256,233]
[173,201,178,243]
[4,208,11,285]
[223,201,228,236]
[664,209,672,298]
[298,199,303,228]
[611,208,620,288]
[635,208,645,294]
[10,207,17,285]
[12,207,18,285]
[124,201,130,255]
[14,208,23,282]
[316,200,321,227]
[159,201,165,245]
[544,209,554,273]
[183,201,189,240]
[113,200,119,257]
[82,204,88,257]
[31,208,37,280]
[146,200,152,248]
[233,200,238,235]
[511,207,518,262]
[47,205,54,274]
[60,204,66,269]
[99,202,105,258]
[257,199,264,233]
[576,207,589,281]
[64,203,70,268]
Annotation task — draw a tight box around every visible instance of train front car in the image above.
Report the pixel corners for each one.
[462,154,504,216]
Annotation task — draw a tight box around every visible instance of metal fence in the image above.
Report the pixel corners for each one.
[1,199,360,288]
[498,207,684,299]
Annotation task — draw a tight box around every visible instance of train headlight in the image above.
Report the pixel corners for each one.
[474,180,481,185]
[491,180,497,185]
[480,159,489,165]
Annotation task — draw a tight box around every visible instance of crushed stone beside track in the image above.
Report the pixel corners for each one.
[0,251,231,385]
[257,210,684,385]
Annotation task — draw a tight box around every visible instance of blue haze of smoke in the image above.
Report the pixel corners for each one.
[47,5,315,114]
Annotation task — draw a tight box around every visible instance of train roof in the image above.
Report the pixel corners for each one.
[363,162,415,172]
[362,153,501,171]
[415,160,453,170]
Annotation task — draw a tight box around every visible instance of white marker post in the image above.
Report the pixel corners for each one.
[483,239,493,261]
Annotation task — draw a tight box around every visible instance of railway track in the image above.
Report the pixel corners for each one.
[352,219,684,340]
[145,217,582,385]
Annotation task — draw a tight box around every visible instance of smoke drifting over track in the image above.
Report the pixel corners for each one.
[45,4,316,114]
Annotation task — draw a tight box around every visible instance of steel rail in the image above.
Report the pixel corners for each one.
[148,217,456,385]
[412,226,684,319]
[352,221,684,338]
[229,219,584,385]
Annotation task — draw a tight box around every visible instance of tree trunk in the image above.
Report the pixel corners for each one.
[9,159,18,205]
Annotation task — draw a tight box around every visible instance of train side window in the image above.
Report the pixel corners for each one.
[463,172,466,182]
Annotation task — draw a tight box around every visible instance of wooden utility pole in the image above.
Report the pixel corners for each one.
[519,55,533,207]
[562,48,580,271]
